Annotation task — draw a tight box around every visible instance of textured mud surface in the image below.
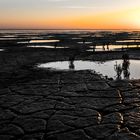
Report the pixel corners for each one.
[0,39,140,139]
[0,68,140,140]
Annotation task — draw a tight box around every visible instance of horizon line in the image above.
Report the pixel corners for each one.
[0,28,140,30]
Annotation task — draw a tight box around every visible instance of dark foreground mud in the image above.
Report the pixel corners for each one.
[0,41,140,139]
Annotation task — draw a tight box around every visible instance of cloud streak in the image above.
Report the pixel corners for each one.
[47,0,69,2]
[60,6,95,9]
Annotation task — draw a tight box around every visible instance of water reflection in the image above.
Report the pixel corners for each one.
[88,44,138,52]
[78,42,92,44]
[28,45,68,49]
[114,53,130,79]
[116,40,140,43]
[38,59,140,79]
[29,40,60,43]
[114,62,122,79]
[0,49,4,51]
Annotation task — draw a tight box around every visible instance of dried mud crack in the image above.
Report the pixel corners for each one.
[0,69,140,140]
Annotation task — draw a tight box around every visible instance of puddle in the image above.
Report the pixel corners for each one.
[116,40,140,43]
[78,42,93,44]
[29,40,60,43]
[0,49,4,51]
[0,38,17,40]
[88,45,123,52]
[17,41,29,44]
[87,48,110,52]
[28,45,68,49]
[0,34,17,38]
[78,35,91,37]
[88,45,139,51]
[38,60,140,79]
[72,38,82,40]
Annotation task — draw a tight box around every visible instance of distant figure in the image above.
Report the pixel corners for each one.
[103,45,105,51]
[122,59,130,70]
[107,43,109,51]
[122,53,129,61]
[107,45,109,51]
[54,42,58,48]
[121,46,124,51]
[83,40,85,44]
[92,42,96,52]
[127,43,129,48]
[69,55,75,70]
[93,46,96,52]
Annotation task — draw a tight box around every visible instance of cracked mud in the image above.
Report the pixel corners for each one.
[0,68,140,140]
[0,43,140,140]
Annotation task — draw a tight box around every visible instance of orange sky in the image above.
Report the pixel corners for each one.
[0,0,140,29]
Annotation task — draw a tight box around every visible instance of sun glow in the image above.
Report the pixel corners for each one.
[0,1,140,29]
[126,8,140,28]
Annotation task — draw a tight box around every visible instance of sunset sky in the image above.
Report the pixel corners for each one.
[0,0,140,29]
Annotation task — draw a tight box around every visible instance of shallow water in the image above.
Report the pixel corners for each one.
[78,42,93,44]
[2,35,17,38]
[88,45,139,51]
[29,40,60,43]
[0,49,4,51]
[28,45,68,49]
[17,41,29,44]
[38,60,140,79]
[0,38,17,40]
[116,40,140,43]
[72,38,82,40]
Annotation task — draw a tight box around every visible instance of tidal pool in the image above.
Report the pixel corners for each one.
[38,60,140,79]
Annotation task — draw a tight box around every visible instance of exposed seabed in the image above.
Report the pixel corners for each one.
[0,30,140,139]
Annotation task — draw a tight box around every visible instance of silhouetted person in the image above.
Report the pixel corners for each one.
[122,59,130,70]
[122,54,130,79]
[54,42,58,48]
[93,46,95,52]
[69,61,75,70]
[122,53,129,61]
[83,40,85,44]
[92,42,96,52]
[107,45,109,51]
[107,43,109,51]
[69,55,75,70]
[103,45,105,51]
[121,46,124,51]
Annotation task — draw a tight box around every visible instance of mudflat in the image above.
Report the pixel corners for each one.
[0,31,140,140]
